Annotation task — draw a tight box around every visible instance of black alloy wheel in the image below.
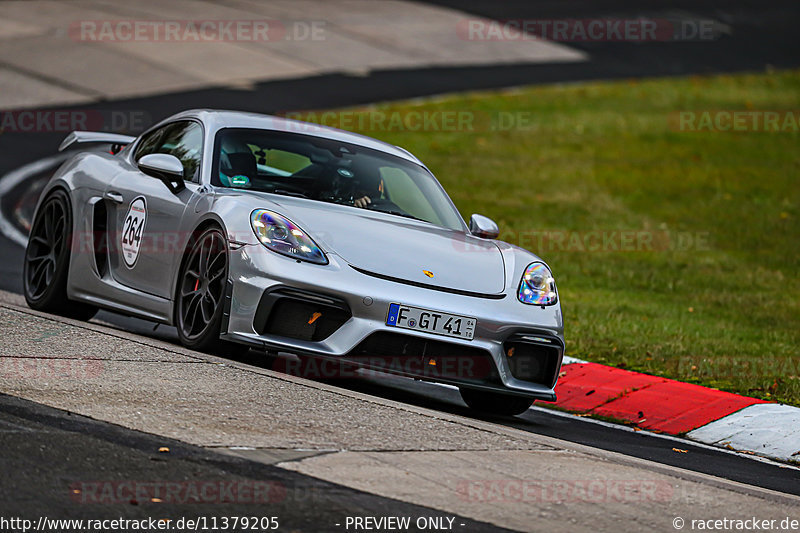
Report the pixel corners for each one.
[176,226,247,356]
[23,189,97,320]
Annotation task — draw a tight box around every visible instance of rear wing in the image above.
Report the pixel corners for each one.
[59,131,136,152]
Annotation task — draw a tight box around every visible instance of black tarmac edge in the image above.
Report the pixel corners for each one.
[0,392,512,532]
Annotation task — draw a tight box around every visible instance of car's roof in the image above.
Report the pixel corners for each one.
[167,109,423,166]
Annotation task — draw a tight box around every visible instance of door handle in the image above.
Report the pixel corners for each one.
[105,191,124,204]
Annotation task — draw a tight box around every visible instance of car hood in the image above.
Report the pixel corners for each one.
[241,193,507,295]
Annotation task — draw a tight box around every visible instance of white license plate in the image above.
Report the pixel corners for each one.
[385,303,476,340]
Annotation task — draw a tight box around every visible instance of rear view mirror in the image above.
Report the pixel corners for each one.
[469,214,499,239]
[138,153,185,193]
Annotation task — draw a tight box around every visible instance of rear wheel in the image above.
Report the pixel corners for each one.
[23,189,97,320]
[459,387,534,416]
[175,226,247,357]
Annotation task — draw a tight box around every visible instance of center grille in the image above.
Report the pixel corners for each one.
[346,331,499,384]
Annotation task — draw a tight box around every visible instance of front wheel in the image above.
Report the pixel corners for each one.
[175,226,247,357]
[459,387,534,416]
[23,189,97,320]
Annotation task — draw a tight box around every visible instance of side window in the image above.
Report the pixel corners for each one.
[135,121,203,181]
[134,128,164,160]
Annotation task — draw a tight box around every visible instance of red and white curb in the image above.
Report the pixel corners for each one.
[551,357,800,464]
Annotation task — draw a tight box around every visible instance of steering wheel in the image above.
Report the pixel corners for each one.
[364,198,409,214]
[365,198,393,207]
[269,181,311,197]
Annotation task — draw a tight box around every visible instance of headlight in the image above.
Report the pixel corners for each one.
[250,209,327,265]
[518,262,557,306]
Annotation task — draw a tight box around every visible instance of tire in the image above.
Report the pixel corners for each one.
[175,226,248,357]
[459,387,534,416]
[23,189,98,321]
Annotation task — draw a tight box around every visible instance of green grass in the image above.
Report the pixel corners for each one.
[298,69,800,405]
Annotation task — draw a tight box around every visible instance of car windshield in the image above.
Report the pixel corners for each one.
[212,128,465,231]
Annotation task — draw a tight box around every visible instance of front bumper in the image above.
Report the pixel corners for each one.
[222,244,564,400]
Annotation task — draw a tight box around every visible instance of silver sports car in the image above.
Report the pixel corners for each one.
[23,109,563,415]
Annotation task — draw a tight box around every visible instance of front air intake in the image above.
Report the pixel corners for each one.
[253,287,351,342]
[503,334,562,387]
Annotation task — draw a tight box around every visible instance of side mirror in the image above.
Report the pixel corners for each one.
[138,153,185,193]
[469,214,499,239]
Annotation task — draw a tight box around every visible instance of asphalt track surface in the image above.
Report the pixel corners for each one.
[0,393,511,532]
[1,0,799,177]
[427,0,800,77]
[1,0,799,515]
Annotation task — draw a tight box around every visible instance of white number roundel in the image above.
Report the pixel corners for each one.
[121,197,146,267]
